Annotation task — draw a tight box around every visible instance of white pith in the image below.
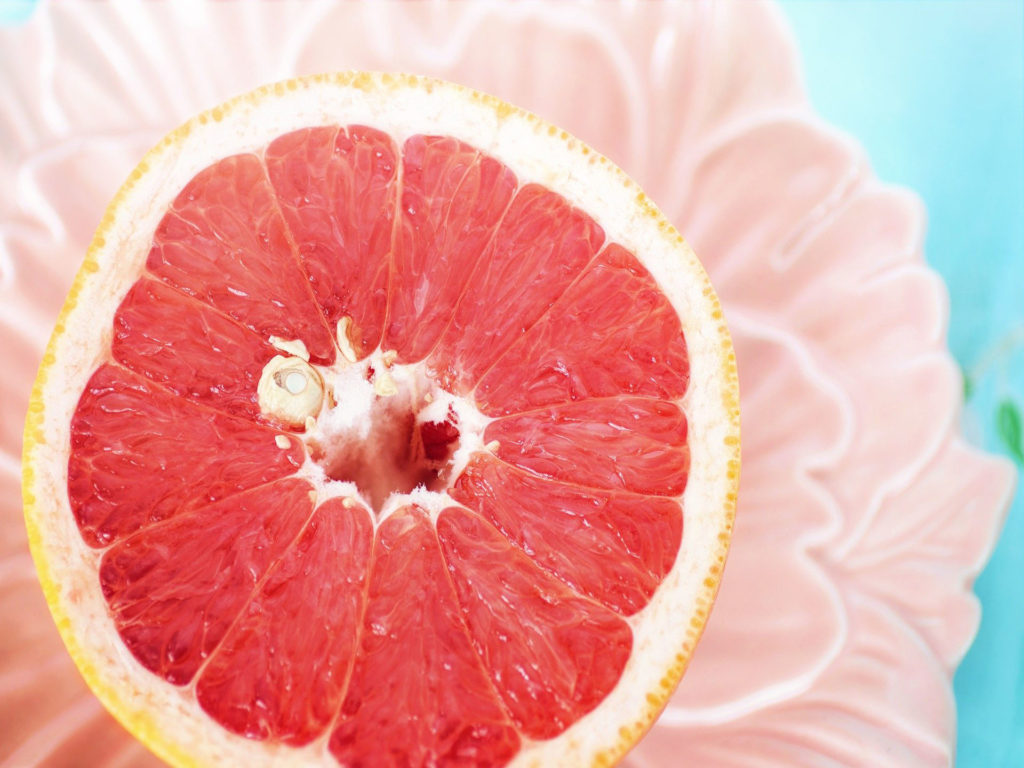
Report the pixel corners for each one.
[292,349,491,521]
[24,75,738,768]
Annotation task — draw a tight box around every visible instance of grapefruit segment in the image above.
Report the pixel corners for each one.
[450,455,682,616]
[266,126,398,359]
[147,152,336,365]
[436,506,633,739]
[385,136,517,363]
[196,498,374,746]
[484,397,690,496]
[429,184,605,392]
[330,506,520,767]
[111,277,278,422]
[98,478,315,686]
[475,243,689,416]
[68,364,303,547]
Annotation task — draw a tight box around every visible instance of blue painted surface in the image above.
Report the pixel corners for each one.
[0,0,34,24]
[779,2,1024,765]
[1,0,1021,763]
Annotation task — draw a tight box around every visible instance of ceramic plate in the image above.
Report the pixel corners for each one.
[0,2,1014,765]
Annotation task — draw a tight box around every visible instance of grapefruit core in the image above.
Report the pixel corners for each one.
[22,73,739,767]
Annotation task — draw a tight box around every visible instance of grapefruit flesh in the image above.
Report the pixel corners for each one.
[265,125,397,360]
[26,75,739,768]
[330,506,519,767]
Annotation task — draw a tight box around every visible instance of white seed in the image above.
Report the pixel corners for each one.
[336,317,359,363]
[424,392,434,403]
[342,497,357,509]
[268,336,310,361]
[373,369,398,397]
[274,435,290,449]
[382,349,398,367]
[284,370,307,395]
[485,440,500,453]
[257,355,324,428]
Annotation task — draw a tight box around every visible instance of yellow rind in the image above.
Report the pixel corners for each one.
[22,71,740,768]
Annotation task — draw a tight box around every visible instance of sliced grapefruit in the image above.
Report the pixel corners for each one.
[22,73,739,767]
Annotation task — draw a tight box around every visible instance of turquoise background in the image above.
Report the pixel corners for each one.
[1,0,1022,764]
[779,3,1024,765]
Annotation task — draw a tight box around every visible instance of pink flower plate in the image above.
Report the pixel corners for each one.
[0,2,1014,766]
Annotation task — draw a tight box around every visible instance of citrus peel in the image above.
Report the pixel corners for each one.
[23,72,740,767]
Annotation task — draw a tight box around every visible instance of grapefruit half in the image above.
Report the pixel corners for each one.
[22,73,739,767]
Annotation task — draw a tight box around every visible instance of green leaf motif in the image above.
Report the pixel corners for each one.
[996,399,1024,465]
